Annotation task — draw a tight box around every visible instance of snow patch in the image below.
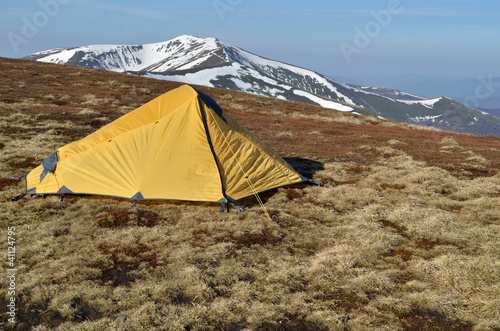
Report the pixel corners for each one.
[398,97,442,108]
[293,90,353,112]
[411,114,443,123]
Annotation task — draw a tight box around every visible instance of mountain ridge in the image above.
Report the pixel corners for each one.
[24,35,500,136]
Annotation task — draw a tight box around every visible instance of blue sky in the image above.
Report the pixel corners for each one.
[1,0,499,79]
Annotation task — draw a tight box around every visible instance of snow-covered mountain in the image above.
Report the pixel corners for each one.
[24,35,500,136]
[25,35,363,114]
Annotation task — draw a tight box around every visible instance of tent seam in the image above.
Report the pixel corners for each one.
[197,95,231,203]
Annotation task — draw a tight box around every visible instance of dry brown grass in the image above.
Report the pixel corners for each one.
[1,57,499,330]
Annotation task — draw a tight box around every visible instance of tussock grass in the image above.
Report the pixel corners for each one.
[441,137,461,147]
[0,98,57,111]
[3,150,500,331]
[96,80,131,89]
[276,130,293,138]
[76,108,99,116]
[81,94,114,107]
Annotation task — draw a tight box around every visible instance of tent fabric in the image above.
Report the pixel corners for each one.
[23,85,307,203]
[40,151,58,182]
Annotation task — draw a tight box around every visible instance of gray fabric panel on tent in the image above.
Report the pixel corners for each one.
[40,151,58,182]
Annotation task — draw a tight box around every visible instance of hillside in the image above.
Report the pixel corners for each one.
[1,57,499,330]
[24,35,500,137]
[480,108,500,118]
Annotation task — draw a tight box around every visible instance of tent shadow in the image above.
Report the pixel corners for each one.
[283,157,325,179]
[236,157,325,207]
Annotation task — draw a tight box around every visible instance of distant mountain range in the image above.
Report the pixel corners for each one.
[24,35,500,136]
[336,73,500,110]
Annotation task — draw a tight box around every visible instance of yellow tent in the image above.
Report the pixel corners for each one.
[15,85,314,209]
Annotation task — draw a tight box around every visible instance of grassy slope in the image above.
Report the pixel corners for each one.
[0,57,499,330]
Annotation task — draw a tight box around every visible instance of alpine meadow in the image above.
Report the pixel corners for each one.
[1,55,500,331]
